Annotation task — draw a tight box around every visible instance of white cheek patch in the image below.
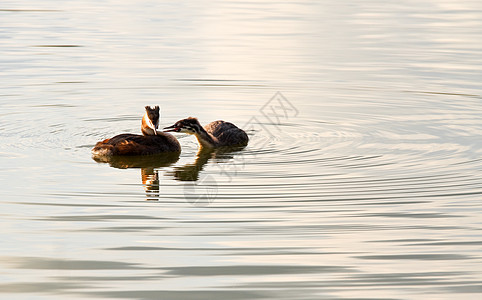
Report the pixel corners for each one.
[145,115,155,130]
[180,127,192,134]
[143,114,158,135]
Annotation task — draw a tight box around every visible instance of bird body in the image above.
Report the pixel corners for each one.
[164,117,248,148]
[92,106,181,157]
[92,133,180,156]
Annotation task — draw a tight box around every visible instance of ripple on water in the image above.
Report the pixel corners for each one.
[1,0,482,298]
[198,116,482,212]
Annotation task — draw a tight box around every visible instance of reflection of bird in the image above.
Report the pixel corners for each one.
[92,152,180,169]
[91,150,180,202]
[170,146,245,181]
[92,106,181,157]
[142,167,160,201]
[164,117,248,148]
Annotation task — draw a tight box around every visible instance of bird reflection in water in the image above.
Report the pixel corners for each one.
[170,146,246,206]
[141,167,160,200]
[92,146,246,201]
[92,153,179,201]
[170,146,246,182]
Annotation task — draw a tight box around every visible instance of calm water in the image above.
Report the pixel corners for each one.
[1,1,482,299]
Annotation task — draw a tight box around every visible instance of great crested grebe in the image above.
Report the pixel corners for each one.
[91,106,181,156]
[164,117,249,148]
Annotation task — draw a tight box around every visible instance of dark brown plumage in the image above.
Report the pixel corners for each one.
[92,133,180,156]
[164,117,249,148]
[204,120,249,147]
[91,106,181,157]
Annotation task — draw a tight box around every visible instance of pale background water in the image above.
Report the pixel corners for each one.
[1,0,482,299]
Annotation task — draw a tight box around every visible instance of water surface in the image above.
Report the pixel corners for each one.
[1,1,482,299]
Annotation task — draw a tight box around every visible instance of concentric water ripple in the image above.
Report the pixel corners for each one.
[1,1,482,299]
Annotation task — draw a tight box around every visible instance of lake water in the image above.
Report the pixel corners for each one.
[1,1,482,299]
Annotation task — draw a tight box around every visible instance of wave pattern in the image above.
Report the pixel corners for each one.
[1,0,482,299]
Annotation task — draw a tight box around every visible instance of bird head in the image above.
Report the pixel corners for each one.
[164,117,201,135]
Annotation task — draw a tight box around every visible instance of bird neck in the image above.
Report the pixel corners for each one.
[194,127,218,148]
[141,114,157,136]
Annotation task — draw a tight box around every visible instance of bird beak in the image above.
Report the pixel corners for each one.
[163,124,180,132]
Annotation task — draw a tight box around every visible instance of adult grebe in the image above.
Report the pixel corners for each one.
[164,117,249,148]
[91,106,181,156]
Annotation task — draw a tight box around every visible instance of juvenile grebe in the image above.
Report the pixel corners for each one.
[164,117,248,148]
[91,106,181,156]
